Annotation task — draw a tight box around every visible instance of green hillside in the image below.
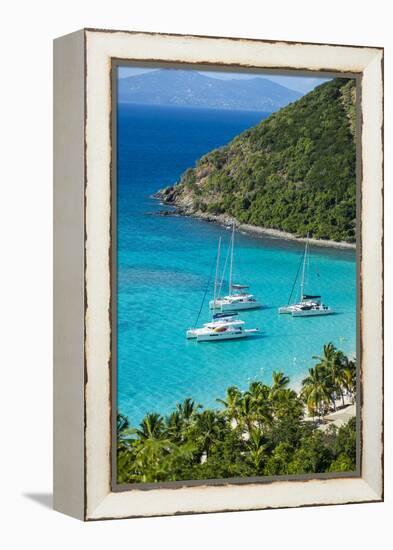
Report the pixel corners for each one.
[157,78,357,243]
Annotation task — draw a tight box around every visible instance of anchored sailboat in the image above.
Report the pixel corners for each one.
[186,236,260,342]
[209,223,262,311]
[278,235,333,317]
[187,311,259,341]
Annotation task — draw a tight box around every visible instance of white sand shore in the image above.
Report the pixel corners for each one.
[319,404,356,430]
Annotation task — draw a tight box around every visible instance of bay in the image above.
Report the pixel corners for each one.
[117,103,356,425]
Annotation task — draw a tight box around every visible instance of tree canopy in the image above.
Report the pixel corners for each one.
[117,344,357,483]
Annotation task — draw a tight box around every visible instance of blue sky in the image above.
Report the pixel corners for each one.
[118,67,329,94]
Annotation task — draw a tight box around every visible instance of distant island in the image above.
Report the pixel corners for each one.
[156,78,357,244]
[118,69,302,112]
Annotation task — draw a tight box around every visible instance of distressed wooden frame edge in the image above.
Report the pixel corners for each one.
[53,28,383,521]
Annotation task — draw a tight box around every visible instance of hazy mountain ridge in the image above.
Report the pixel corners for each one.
[118,69,302,112]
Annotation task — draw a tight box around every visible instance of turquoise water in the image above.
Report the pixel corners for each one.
[117,104,356,425]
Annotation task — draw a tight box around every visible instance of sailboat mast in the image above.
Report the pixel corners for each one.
[214,237,221,304]
[228,223,235,295]
[300,234,309,301]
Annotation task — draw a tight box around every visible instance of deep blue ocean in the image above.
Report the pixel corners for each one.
[117,103,356,426]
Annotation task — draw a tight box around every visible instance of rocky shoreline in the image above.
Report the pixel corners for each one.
[154,194,356,251]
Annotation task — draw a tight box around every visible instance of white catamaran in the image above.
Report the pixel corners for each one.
[186,237,260,342]
[186,312,259,341]
[278,235,333,317]
[209,224,262,311]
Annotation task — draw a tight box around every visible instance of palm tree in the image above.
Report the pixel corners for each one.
[117,412,135,482]
[166,398,201,442]
[313,343,343,410]
[246,427,266,471]
[340,357,356,403]
[131,413,176,483]
[176,397,201,423]
[117,412,134,453]
[301,366,333,420]
[269,371,291,407]
[193,410,226,458]
[271,371,290,392]
[271,388,302,420]
[117,412,129,434]
[245,382,272,430]
[135,412,165,440]
[246,381,270,401]
[216,386,242,423]
[165,410,185,443]
[237,393,256,434]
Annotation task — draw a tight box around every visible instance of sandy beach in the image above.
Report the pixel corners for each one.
[317,404,356,431]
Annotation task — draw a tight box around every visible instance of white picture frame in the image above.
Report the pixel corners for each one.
[53,28,383,521]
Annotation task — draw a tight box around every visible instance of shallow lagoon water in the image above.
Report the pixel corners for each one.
[117,103,356,425]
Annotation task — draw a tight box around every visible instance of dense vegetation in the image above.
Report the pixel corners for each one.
[117,343,357,483]
[158,78,357,243]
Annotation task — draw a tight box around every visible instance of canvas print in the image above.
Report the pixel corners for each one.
[115,66,358,485]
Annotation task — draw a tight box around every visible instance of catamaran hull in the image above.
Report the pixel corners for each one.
[209,301,262,311]
[292,309,333,317]
[197,332,247,342]
[279,301,320,314]
[278,306,294,314]
[196,328,259,342]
